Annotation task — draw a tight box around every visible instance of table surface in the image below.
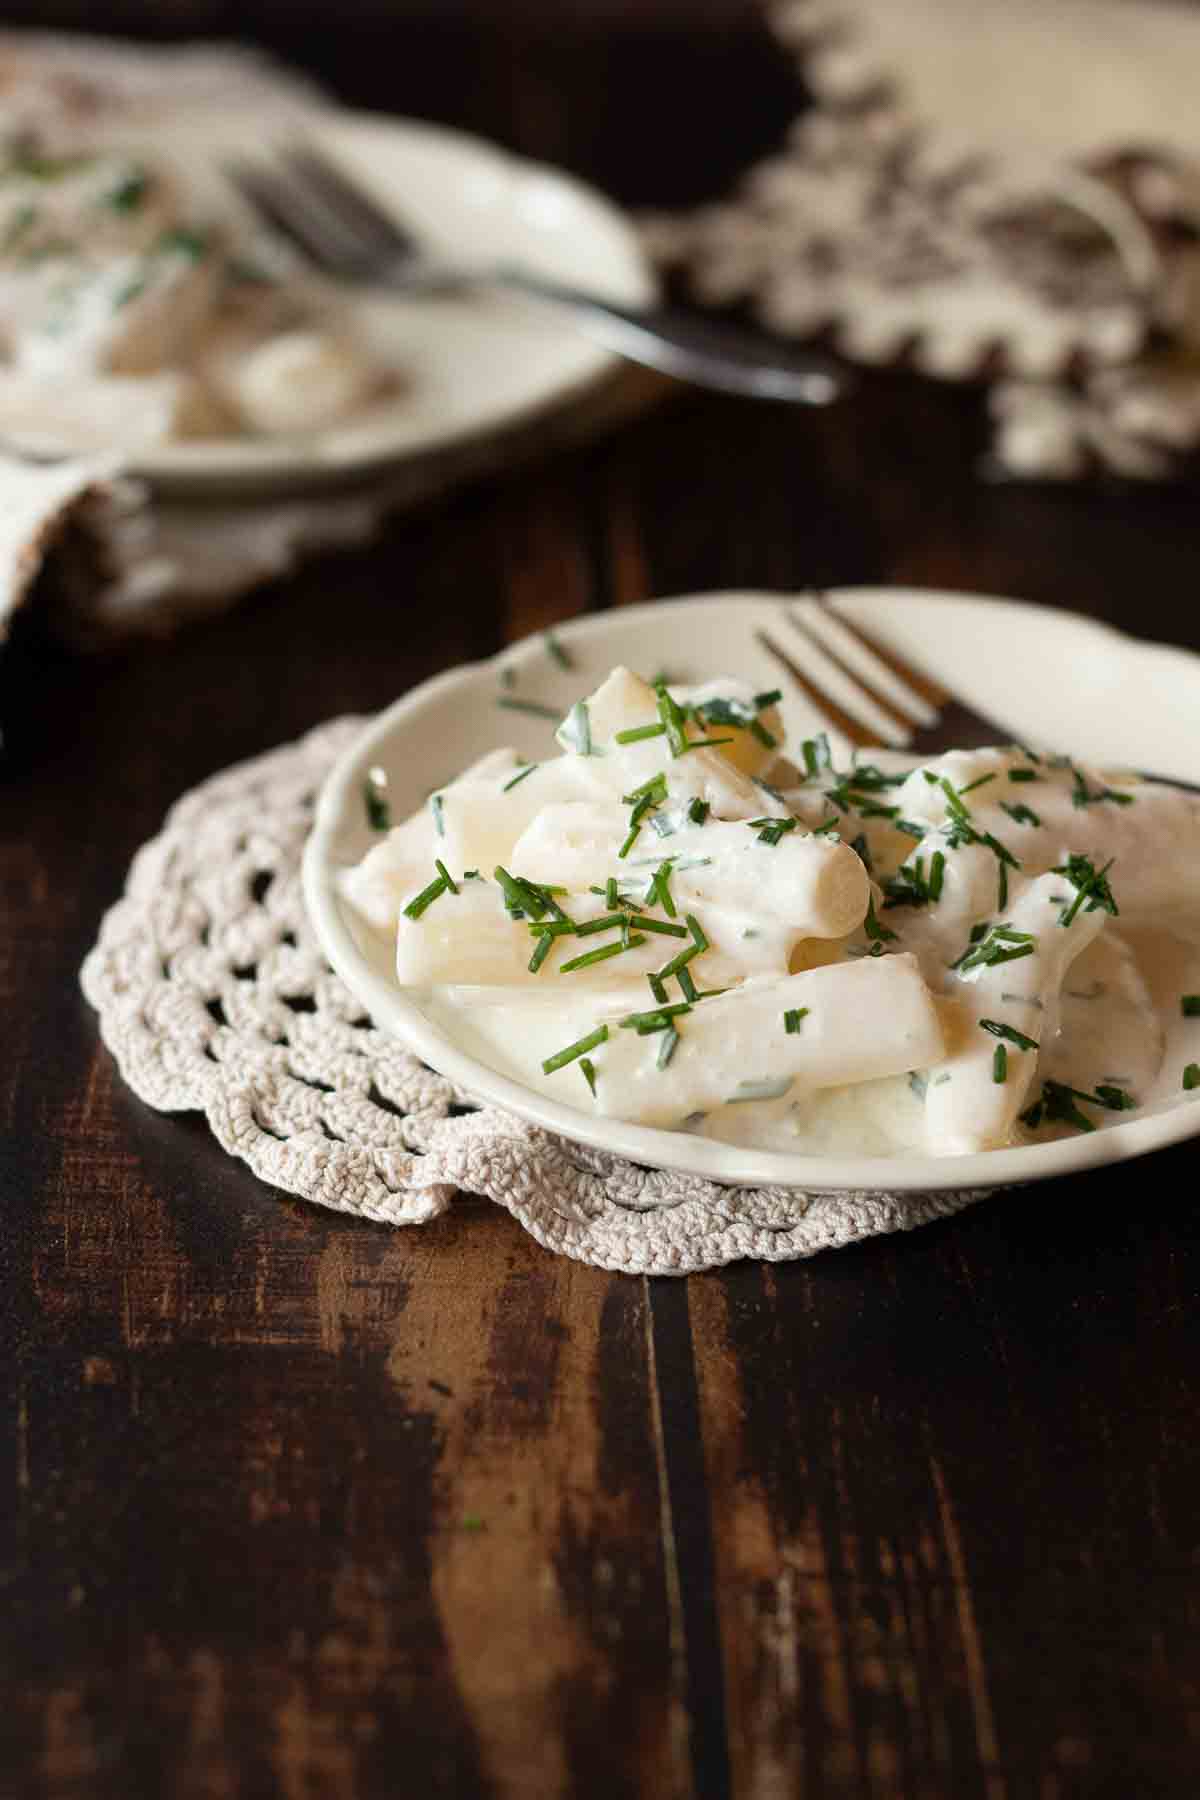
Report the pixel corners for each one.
[5,8,1200,1799]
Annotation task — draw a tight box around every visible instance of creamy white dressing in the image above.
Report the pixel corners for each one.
[344,666,1200,1159]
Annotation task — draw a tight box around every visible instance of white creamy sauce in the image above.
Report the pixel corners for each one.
[344,666,1200,1159]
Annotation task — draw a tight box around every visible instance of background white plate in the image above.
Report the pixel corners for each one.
[303,588,1200,1191]
[137,110,656,494]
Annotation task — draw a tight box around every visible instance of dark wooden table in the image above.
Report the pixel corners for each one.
[5,7,1200,1797]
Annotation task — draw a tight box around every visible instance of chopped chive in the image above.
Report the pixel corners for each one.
[929,850,945,901]
[619,1002,692,1030]
[749,718,778,749]
[657,1025,680,1068]
[1185,1064,1200,1091]
[633,915,689,938]
[958,773,997,796]
[684,914,708,952]
[496,696,560,719]
[502,763,538,792]
[1070,765,1135,808]
[528,932,555,973]
[434,859,458,895]
[615,722,667,744]
[402,873,449,920]
[677,964,699,1003]
[864,897,897,947]
[605,877,619,910]
[993,1044,1008,1083]
[494,865,547,919]
[997,860,1008,910]
[363,778,391,831]
[678,735,736,753]
[651,860,677,917]
[687,798,710,825]
[557,699,593,756]
[571,913,626,937]
[1054,854,1118,927]
[1181,996,1200,1017]
[750,815,798,846]
[559,936,645,973]
[850,833,873,873]
[1094,1084,1136,1110]
[754,688,783,710]
[728,1077,794,1104]
[800,733,832,778]
[543,1024,609,1074]
[1008,768,1039,783]
[979,1019,1040,1052]
[783,1007,809,1034]
[647,972,668,1004]
[430,793,445,837]
[622,774,668,805]
[544,630,572,670]
[580,1057,598,1095]
[463,870,482,881]
[656,943,700,982]
[1000,801,1041,828]
[655,680,690,757]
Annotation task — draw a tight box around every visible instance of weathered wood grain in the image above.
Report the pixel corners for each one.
[4,4,1200,1797]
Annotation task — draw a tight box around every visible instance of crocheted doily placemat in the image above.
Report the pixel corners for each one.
[80,719,995,1275]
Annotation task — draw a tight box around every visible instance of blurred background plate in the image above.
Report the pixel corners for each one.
[137,109,657,496]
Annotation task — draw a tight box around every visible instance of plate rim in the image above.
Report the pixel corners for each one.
[302,586,1200,1192]
[132,108,657,494]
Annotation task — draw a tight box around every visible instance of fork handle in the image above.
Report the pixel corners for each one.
[387,258,845,405]
[492,266,845,404]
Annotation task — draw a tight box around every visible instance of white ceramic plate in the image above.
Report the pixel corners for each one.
[303,587,1200,1191]
[137,110,656,495]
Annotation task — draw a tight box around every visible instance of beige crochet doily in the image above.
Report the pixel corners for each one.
[80,718,995,1274]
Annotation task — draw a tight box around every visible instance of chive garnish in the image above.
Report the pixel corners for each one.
[1094,1084,1136,1110]
[992,1045,1008,1084]
[650,860,677,916]
[430,793,445,837]
[1020,1078,1130,1133]
[558,699,594,756]
[494,865,548,919]
[864,897,897,951]
[623,774,668,805]
[754,688,783,710]
[502,763,538,792]
[800,733,832,777]
[850,834,872,873]
[545,630,572,670]
[543,1025,609,1074]
[647,972,668,1005]
[615,722,667,744]
[559,936,645,973]
[580,1057,598,1095]
[402,873,449,920]
[1000,801,1041,828]
[687,798,710,825]
[728,1077,794,1103]
[678,736,736,753]
[569,913,628,937]
[997,861,1008,911]
[979,1019,1039,1052]
[1070,766,1135,808]
[1185,1064,1200,1091]
[605,877,619,910]
[1008,768,1039,783]
[929,850,945,900]
[619,1002,692,1030]
[751,815,798,846]
[677,965,699,1003]
[363,779,390,831]
[496,697,559,719]
[656,943,700,981]
[951,924,1036,973]
[783,1008,809,1034]
[528,932,555,973]
[655,680,690,757]
[1183,996,1200,1017]
[1053,854,1118,926]
[632,916,689,938]
[958,773,997,796]
[434,859,458,895]
[686,914,708,951]
[657,1026,680,1068]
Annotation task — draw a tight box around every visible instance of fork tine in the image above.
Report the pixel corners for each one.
[227,159,370,277]
[813,593,953,708]
[283,142,419,261]
[755,630,881,750]
[787,607,924,737]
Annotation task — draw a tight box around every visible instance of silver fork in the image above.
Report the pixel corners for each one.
[755,595,999,757]
[227,144,845,406]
